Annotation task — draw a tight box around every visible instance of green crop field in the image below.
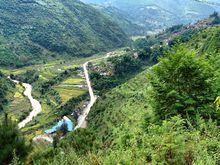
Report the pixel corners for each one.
[61,77,85,85]
[0,50,126,138]
[0,84,31,122]
[54,86,86,104]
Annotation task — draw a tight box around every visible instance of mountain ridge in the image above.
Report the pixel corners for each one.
[81,0,220,31]
[0,0,129,67]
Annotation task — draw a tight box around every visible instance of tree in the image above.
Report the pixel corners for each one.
[59,129,100,155]
[0,72,15,107]
[210,12,220,25]
[0,113,31,164]
[59,122,69,136]
[53,134,60,149]
[109,55,141,76]
[143,116,220,164]
[149,47,217,120]
[138,47,151,61]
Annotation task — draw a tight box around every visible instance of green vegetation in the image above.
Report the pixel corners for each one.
[93,5,146,36]
[53,86,86,104]
[149,47,217,120]
[4,83,32,122]
[0,72,14,111]
[210,12,220,25]
[0,113,31,164]
[0,71,32,122]
[82,0,220,31]
[0,56,94,81]
[188,27,220,54]
[19,68,88,136]
[168,28,200,47]
[0,0,129,67]
[38,69,78,95]
[11,70,40,84]
[62,78,85,85]
[90,53,143,93]
[1,14,219,164]
[0,48,103,137]
[28,26,220,164]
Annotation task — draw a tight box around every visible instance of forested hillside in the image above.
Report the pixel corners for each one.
[30,25,220,164]
[0,0,129,67]
[92,5,146,36]
[0,0,219,164]
[0,72,14,111]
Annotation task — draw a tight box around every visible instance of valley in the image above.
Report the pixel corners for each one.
[0,0,129,67]
[0,0,219,164]
[0,49,128,139]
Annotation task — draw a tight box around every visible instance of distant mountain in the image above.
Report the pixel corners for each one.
[92,5,146,36]
[195,0,220,6]
[0,0,129,67]
[81,0,220,31]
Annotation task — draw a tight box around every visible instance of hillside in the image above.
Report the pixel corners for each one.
[81,0,220,31]
[0,72,14,111]
[85,27,220,163]
[30,26,220,164]
[187,25,220,53]
[92,5,147,36]
[0,0,129,67]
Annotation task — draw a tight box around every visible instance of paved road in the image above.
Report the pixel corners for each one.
[9,51,117,142]
[74,62,97,130]
[74,51,120,130]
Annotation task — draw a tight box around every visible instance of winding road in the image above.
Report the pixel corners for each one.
[74,52,115,129]
[74,62,97,130]
[8,51,115,142]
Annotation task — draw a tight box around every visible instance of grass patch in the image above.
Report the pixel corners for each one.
[61,77,85,85]
[54,86,86,104]
[1,84,31,122]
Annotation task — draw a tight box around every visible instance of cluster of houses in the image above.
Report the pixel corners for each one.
[91,63,113,76]
[162,17,215,46]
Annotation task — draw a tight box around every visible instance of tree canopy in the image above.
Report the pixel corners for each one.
[149,47,218,120]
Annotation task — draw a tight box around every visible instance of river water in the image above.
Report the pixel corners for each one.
[9,77,42,128]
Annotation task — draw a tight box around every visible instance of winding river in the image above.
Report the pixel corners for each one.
[9,77,42,129]
[9,52,115,142]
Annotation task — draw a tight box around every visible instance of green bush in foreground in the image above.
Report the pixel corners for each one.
[149,47,218,120]
[31,116,220,165]
[0,114,31,164]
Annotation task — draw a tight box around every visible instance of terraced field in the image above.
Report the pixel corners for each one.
[53,77,86,103]
[0,54,106,79]
[1,83,31,122]
[0,50,126,137]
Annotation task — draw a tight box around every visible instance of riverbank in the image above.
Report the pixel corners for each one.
[8,77,42,129]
